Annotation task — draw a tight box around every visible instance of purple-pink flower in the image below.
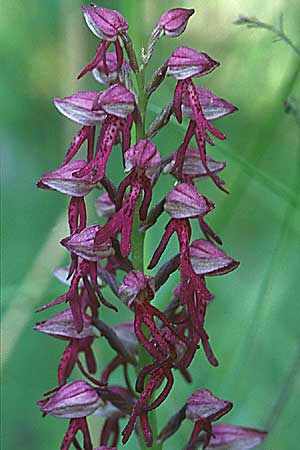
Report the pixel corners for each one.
[37,160,96,197]
[158,8,195,37]
[38,381,101,418]
[35,5,265,450]
[35,309,97,384]
[92,50,131,87]
[94,140,161,257]
[82,5,128,41]
[166,47,239,190]
[54,91,107,125]
[78,5,128,79]
[207,423,267,449]
[167,47,219,80]
[158,389,233,449]
[61,225,113,262]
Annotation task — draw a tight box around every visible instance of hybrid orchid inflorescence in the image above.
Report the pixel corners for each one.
[36,4,267,450]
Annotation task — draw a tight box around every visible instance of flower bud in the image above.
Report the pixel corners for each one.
[82,5,128,41]
[37,160,96,197]
[186,389,233,423]
[167,47,219,80]
[143,9,194,65]
[165,183,215,219]
[190,240,239,276]
[92,51,131,85]
[34,309,98,339]
[146,102,173,138]
[61,225,114,261]
[158,8,194,37]
[145,60,168,96]
[119,270,155,308]
[98,84,135,118]
[124,140,162,178]
[53,92,106,125]
[182,87,238,121]
[39,381,101,418]
[95,192,116,219]
[207,424,267,450]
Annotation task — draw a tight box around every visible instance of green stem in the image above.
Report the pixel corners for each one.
[131,199,145,272]
[131,28,162,450]
[131,72,147,272]
[234,15,300,57]
[136,70,148,139]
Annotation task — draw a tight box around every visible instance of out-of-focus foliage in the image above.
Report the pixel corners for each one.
[1,1,300,449]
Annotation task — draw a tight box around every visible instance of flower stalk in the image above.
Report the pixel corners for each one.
[131,67,147,272]
[132,53,162,450]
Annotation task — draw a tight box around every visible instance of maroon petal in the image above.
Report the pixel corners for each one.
[172,121,196,178]
[114,39,124,72]
[58,343,77,385]
[63,126,90,165]
[36,292,68,313]
[139,177,152,220]
[53,265,82,287]
[94,210,124,249]
[148,220,177,269]
[173,80,184,122]
[119,206,135,258]
[69,294,84,334]
[60,419,81,450]
[140,413,153,446]
[68,196,87,234]
[199,217,222,246]
[84,346,97,374]
[72,117,120,181]
[77,40,110,80]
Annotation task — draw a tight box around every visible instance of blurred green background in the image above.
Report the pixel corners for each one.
[1,0,300,449]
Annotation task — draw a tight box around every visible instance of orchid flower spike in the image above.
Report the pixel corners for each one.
[78,5,128,79]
